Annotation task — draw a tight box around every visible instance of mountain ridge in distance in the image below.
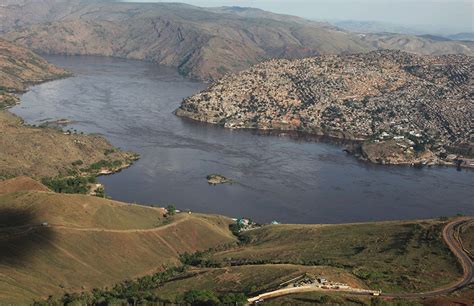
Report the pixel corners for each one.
[2,0,473,80]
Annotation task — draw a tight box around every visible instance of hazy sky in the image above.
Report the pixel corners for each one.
[124,0,473,34]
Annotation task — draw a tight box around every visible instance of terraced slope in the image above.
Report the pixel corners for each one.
[0,178,236,304]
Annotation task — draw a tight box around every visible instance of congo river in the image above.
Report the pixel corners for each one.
[12,55,474,224]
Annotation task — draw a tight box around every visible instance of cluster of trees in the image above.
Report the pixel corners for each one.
[42,176,97,194]
[35,266,247,305]
[86,159,123,171]
[229,223,251,244]
[179,251,221,268]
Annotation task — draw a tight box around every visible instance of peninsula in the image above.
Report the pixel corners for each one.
[177,50,473,167]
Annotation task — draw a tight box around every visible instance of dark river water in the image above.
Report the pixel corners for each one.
[12,55,474,224]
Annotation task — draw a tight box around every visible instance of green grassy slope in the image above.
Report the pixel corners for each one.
[154,264,365,300]
[210,221,462,293]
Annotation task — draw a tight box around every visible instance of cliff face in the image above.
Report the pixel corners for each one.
[176,50,473,166]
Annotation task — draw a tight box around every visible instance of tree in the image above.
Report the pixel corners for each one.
[166,205,176,216]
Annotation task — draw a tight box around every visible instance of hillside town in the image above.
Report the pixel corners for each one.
[176,50,473,167]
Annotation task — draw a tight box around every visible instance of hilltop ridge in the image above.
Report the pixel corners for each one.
[0,178,235,303]
[2,0,473,80]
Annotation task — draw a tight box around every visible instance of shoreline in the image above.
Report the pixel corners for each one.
[1,70,141,189]
[175,111,474,170]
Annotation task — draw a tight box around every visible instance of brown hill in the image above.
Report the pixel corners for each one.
[177,50,473,166]
[3,1,473,80]
[361,33,474,56]
[0,181,235,303]
[0,111,137,179]
[0,37,68,108]
[0,176,50,194]
[1,0,370,80]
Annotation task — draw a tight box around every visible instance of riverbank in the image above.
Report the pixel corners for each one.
[14,54,473,224]
[176,50,473,169]
[176,115,473,170]
[0,39,140,192]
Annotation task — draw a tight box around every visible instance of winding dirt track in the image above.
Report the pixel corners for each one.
[248,218,473,303]
[2,216,472,302]
[387,217,473,298]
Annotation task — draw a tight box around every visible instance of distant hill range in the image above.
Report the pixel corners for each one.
[177,50,473,166]
[1,0,473,80]
[447,32,474,42]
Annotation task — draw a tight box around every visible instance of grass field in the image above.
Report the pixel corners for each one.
[260,292,423,306]
[460,221,473,256]
[154,264,365,300]
[210,221,463,293]
[0,180,236,304]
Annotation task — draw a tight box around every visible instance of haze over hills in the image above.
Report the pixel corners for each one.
[2,0,474,80]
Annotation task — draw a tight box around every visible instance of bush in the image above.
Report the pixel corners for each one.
[166,204,176,216]
[72,160,84,166]
[88,159,122,171]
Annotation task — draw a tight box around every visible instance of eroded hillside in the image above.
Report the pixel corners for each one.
[1,1,371,80]
[3,1,474,81]
[0,37,68,108]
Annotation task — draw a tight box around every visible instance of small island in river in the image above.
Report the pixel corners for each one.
[207,174,233,185]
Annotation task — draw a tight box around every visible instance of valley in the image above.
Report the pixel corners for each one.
[0,38,137,182]
[11,54,474,224]
[0,1,472,304]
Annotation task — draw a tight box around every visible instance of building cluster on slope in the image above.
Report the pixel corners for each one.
[176,50,473,167]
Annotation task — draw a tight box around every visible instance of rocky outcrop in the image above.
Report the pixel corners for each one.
[177,50,473,167]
